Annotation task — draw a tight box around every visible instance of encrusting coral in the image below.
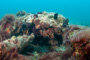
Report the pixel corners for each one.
[0,34,34,60]
[0,11,89,60]
[0,33,34,52]
[16,11,26,17]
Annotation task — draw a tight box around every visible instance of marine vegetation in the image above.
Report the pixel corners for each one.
[0,11,89,60]
[70,29,90,60]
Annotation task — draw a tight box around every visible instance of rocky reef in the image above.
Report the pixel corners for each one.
[0,11,89,60]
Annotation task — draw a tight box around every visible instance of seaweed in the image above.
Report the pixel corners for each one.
[71,29,90,60]
[39,47,73,60]
[0,47,30,60]
[0,30,10,42]
[63,25,81,45]
[0,14,15,29]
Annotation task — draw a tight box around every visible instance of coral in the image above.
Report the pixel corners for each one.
[33,19,62,36]
[34,14,38,18]
[0,33,34,60]
[70,29,90,60]
[0,33,34,53]
[5,20,34,36]
[14,12,67,54]
[0,11,81,60]
[63,18,69,27]
[16,11,26,17]
[37,12,43,14]
[32,19,63,46]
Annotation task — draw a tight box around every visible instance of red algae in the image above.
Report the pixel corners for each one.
[71,29,90,60]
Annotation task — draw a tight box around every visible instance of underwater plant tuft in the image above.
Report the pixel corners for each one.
[0,30,9,42]
[39,47,73,60]
[0,14,15,29]
[71,29,90,60]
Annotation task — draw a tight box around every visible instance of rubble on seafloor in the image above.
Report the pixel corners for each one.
[0,11,89,60]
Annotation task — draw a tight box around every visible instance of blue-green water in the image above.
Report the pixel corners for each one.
[0,0,90,25]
